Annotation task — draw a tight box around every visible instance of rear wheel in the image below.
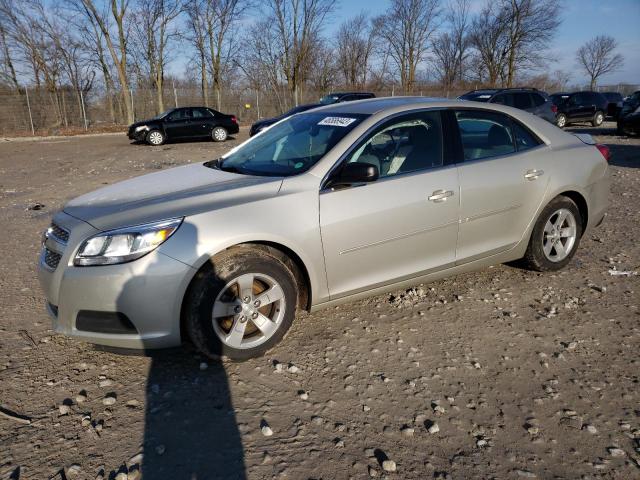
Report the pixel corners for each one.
[146,129,165,146]
[212,126,228,142]
[592,110,604,127]
[185,246,298,361]
[522,196,583,272]
[556,113,567,128]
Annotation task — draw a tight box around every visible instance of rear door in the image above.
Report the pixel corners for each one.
[192,107,215,137]
[453,109,550,262]
[320,110,459,298]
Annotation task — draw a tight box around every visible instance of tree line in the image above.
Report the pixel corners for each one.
[0,0,626,126]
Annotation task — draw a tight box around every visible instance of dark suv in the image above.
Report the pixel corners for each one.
[602,91,624,119]
[127,107,239,145]
[458,88,556,123]
[552,91,608,128]
[319,92,375,105]
[617,91,640,136]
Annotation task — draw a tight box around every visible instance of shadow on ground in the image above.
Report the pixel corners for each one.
[141,349,245,479]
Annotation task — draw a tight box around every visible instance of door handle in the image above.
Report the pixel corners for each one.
[428,189,454,202]
[524,169,544,180]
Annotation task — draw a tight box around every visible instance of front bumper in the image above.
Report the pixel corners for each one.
[38,212,195,350]
[127,129,148,141]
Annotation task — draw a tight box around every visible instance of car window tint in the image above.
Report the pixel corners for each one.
[193,108,212,118]
[531,93,545,107]
[346,111,443,178]
[513,92,532,109]
[492,94,513,106]
[168,109,189,121]
[455,110,515,161]
[512,122,541,151]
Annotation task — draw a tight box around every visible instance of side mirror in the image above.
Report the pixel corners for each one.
[331,162,379,187]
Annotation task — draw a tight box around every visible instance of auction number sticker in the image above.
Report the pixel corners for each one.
[318,117,357,127]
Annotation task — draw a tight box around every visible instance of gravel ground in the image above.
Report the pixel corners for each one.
[0,123,638,480]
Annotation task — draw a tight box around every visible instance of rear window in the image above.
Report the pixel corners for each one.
[218,112,369,176]
[513,92,533,109]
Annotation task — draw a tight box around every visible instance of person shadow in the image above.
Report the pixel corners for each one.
[109,220,246,479]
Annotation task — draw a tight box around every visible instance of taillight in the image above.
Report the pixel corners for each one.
[551,104,558,114]
[595,144,610,163]
[231,116,237,123]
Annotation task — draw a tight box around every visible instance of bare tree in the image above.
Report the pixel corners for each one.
[184,0,209,105]
[468,1,509,86]
[577,35,624,90]
[336,13,374,88]
[260,0,337,105]
[501,0,561,87]
[374,0,441,93]
[0,18,20,91]
[75,0,135,124]
[132,0,182,113]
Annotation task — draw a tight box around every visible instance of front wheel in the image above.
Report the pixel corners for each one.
[592,111,604,127]
[556,113,567,128]
[146,129,165,146]
[212,126,228,142]
[185,246,298,361]
[522,196,583,272]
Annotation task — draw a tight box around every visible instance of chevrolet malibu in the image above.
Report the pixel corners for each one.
[38,98,610,360]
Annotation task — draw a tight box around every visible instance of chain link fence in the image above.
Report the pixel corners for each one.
[1,83,637,137]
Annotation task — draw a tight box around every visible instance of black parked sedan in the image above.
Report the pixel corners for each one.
[249,103,321,137]
[128,107,239,145]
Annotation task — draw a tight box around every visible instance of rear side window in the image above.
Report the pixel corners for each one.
[491,93,513,106]
[531,93,546,107]
[193,108,213,118]
[455,110,515,161]
[512,121,542,151]
[513,92,533,109]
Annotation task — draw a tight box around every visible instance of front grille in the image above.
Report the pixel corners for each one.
[49,223,69,243]
[44,248,62,270]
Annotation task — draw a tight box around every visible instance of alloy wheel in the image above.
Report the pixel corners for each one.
[149,131,163,145]
[213,128,227,141]
[211,273,285,349]
[542,208,577,262]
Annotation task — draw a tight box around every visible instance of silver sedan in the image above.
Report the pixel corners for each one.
[38,98,610,360]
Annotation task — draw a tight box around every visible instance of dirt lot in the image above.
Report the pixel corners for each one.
[0,124,639,480]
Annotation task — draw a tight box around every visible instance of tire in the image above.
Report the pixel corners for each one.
[556,113,567,128]
[522,196,583,272]
[146,129,165,146]
[212,126,228,142]
[591,110,604,127]
[185,246,298,361]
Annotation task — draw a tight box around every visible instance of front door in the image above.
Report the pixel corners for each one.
[453,109,550,262]
[320,110,460,299]
[164,108,192,138]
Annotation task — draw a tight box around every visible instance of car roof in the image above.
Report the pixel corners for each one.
[326,92,374,96]
[310,96,456,115]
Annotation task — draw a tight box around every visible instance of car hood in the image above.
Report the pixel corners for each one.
[64,163,283,231]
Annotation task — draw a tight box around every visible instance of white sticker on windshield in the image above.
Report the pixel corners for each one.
[318,117,357,127]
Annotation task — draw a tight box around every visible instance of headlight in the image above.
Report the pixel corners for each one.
[134,125,148,132]
[74,218,183,266]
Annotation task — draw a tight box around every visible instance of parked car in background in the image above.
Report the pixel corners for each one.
[39,97,610,360]
[602,92,624,119]
[617,90,640,136]
[319,92,375,104]
[250,103,321,137]
[552,91,608,128]
[127,107,239,145]
[550,92,571,106]
[458,88,556,123]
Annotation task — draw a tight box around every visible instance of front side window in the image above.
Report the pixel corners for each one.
[344,111,443,178]
[218,112,368,176]
[492,93,513,106]
[455,110,515,161]
[167,109,190,121]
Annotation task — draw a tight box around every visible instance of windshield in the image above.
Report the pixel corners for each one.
[217,112,369,176]
[319,95,340,105]
[153,109,173,120]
